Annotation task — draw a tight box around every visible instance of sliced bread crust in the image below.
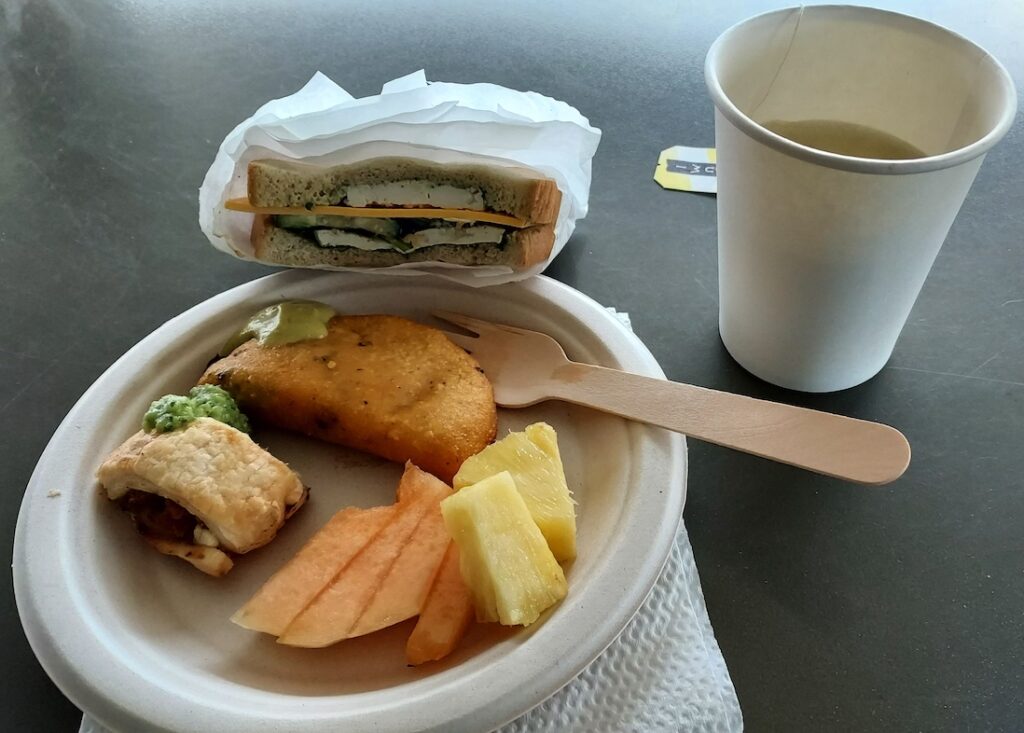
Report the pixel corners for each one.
[248,158,561,225]
[251,216,554,270]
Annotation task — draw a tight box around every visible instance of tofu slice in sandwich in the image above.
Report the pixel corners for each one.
[223,157,562,271]
[97,417,307,576]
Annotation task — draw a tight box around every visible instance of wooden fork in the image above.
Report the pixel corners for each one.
[434,311,910,485]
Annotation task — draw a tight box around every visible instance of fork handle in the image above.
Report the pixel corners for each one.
[550,362,910,485]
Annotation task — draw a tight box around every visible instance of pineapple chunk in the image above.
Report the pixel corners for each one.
[441,471,567,626]
[454,422,576,562]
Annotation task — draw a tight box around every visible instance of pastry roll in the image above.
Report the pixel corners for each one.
[97,417,306,576]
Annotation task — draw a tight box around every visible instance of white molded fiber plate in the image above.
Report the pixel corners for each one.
[15,272,685,733]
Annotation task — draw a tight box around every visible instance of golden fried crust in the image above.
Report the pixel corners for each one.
[200,315,497,482]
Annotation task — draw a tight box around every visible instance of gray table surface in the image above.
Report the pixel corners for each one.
[3,1,1021,730]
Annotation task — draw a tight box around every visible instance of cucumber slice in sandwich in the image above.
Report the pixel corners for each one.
[275,214,401,240]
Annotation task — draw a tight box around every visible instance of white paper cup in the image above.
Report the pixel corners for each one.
[705,5,1016,392]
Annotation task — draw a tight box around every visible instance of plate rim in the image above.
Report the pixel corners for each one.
[14,271,687,733]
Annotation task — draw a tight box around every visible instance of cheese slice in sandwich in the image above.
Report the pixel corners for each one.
[226,157,562,271]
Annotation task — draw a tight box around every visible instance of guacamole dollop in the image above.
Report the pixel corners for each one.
[143,385,250,434]
[219,300,337,357]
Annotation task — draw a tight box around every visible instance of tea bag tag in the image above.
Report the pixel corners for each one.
[654,146,717,193]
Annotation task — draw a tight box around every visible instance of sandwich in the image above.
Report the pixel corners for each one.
[97,389,307,576]
[223,157,562,270]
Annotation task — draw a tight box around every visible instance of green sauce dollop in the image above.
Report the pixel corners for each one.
[143,385,250,434]
[219,300,337,357]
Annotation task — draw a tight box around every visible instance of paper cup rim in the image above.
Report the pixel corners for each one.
[704,5,1018,175]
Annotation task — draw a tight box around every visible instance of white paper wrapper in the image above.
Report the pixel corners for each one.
[198,71,602,287]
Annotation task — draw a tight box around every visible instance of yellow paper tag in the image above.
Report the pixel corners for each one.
[654,146,717,193]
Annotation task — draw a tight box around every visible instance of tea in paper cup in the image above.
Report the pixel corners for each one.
[705,6,1016,392]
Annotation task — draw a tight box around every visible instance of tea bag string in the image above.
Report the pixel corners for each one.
[748,4,806,122]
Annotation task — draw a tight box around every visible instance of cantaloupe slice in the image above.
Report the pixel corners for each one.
[231,505,395,635]
[406,541,475,665]
[349,492,452,637]
[277,464,450,647]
